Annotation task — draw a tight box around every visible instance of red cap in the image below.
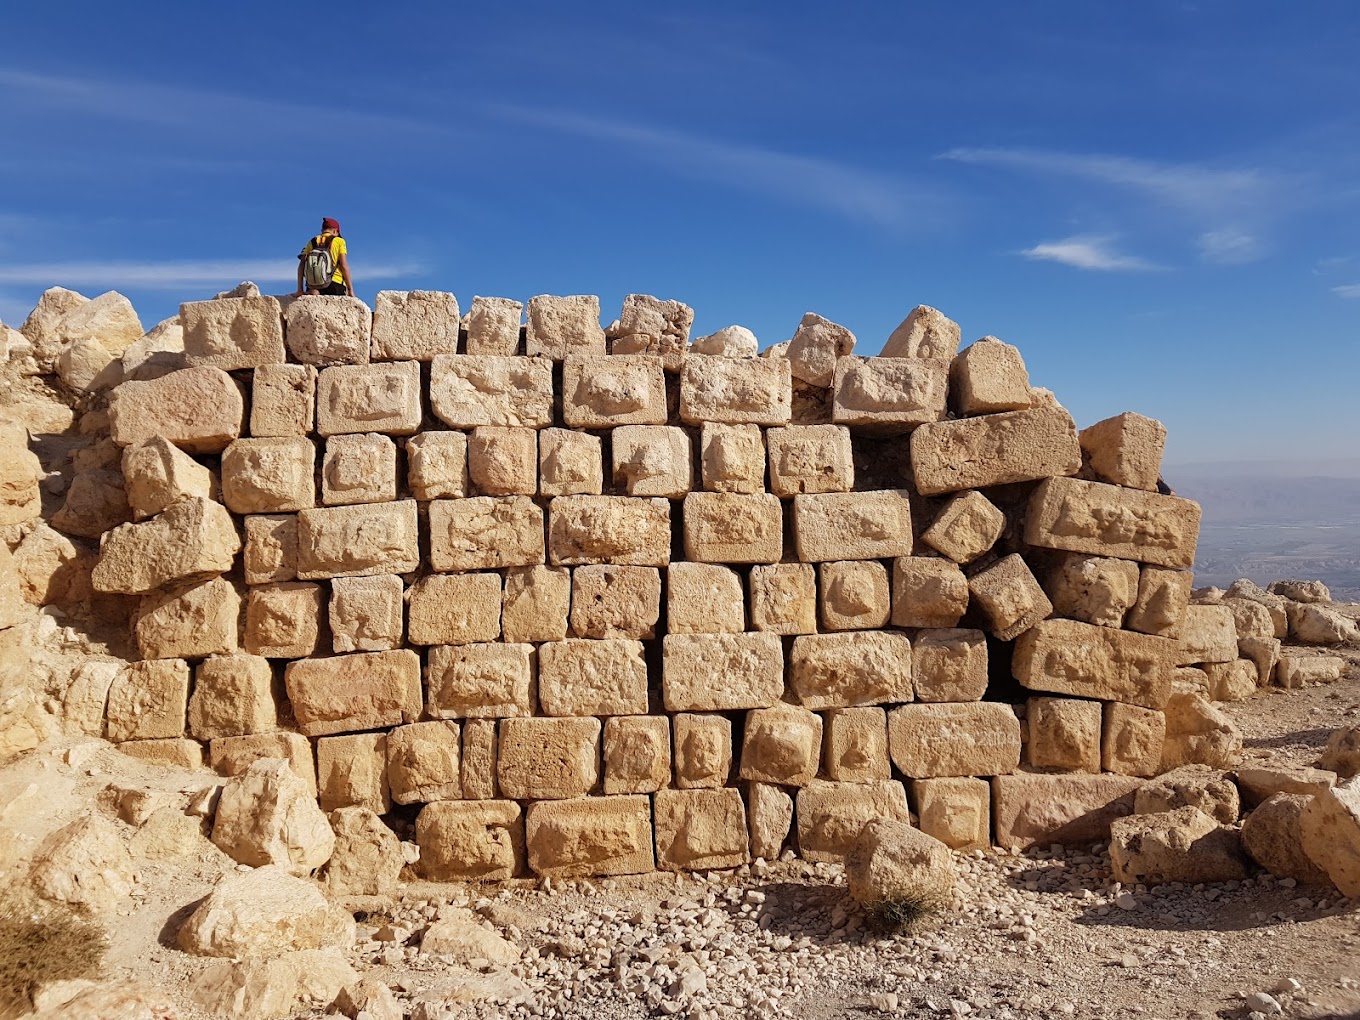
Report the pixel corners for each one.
[322,217,340,233]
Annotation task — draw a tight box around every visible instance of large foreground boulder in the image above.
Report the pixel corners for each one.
[177,865,355,958]
[29,813,135,915]
[1286,602,1359,645]
[844,817,957,911]
[1241,793,1332,886]
[211,759,334,874]
[188,947,355,1020]
[1320,724,1360,779]
[1300,776,1360,897]
[1109,806,1249,885]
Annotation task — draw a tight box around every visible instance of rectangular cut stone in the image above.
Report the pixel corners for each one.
[296,500,419,579]
[408,573,501,645]
[913,628,988,702]
[766,425,854,496]
[416,800,523,881]
[614,294,693,371]
[950,337,1031,415]
[330,574,403,652]
[498,717,600,800]
[109,366,245,453]
[795,780,910,862]
[1080,412,1167,491]
[1127,567,1192,637]
[823,707,891,783]
[285,295,372,365]
[680,355,792,425]
[469,427,538,496]
[699,423,766,494]
[749,563,817,635]
[912,776,991,850]
[793,491,912,562]
[888,703,1021,778]
[667,562,745,634]
[682,492,783,564]
[910,407,1082,495]
[1012,618,1176,709]
[465,296,523,356]
[526,796,655,878]
[251,363,316,437]
[406,431,468,501]
[548,496,671,566]
[538,638,648,716]
[561,356,667,427]
[1175,605,1239,665]
[92,497,240,595]
[1101,702,1166,778]
[1025,476,1201,569]
[315,361,421,436]
[502,565,571,643]
[992,772,1144,850]
[673,713,732,789]
[221,436,316,514]
[1026,697,1102,772]
[819,559,890,630]
[739,703,822,786]
[189,654,275,740]
[790,632,912,709]
[602,716,671,794]
[427,643,534,719]
[539,429,602,497]
[135,577,240,660]
[569,565,660,639]
[1045,553,1140,628]
[209,731,317,795]
[525,294,606,360]
[284,649,422,736]
[462,720,498,800]
[891,557,968,629]
[244,581,322,658]
[429,496,545,571]
[244,514,297,585]
[654,788,749,871]
[663,633,784,712]
[107,659,190,742]
[371,290,459,361]
[182,296,286,370]
[387,721,462,804]
[119,739,202,770]
[612,426,692,498]
[430,355,554,428]
[922,491,1005,564]
[321,433,396,506]
[122,435,215,521]
[318,732,390,814]
[831,356,949,432]
[968,553,1053,641]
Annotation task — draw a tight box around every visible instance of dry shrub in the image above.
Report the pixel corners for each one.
[0,884,107,1018]
[864,893,941,935]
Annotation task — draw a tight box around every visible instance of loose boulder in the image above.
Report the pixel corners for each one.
[29,813,135,915]
[211,759,334,874]
[321,807,404,898]
[177,865,355,958]
[1109,806,1249,885]
[1241,793,1332,886]
[188,947,356,1020]
[420,908,520,964]
[1286,602,1359,645]
[844,817,957,912]
[1300,776,1360,897]
[1321,724,1360,779]
[1160,692,1241,770]
[1134,765,1240,824]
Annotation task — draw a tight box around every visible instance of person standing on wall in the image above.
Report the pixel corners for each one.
[296,217,353,296]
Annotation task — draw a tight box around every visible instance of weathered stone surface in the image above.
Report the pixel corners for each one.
[526,294,606,361]
[461,720,498,799]
[182,295,285,370]
[654,788,749,871]
[922,491,1004,564]
[1026,476,1201,569]
[611,425,691,498]
[122,436,215,521]
[421,909,520,965]
[912,776,991,850]
[469,426,538,496]
[1225,578,1290,636]
[796,780,910,863]
[426,643,534,719]
[329,573,404,652]
[663,632,784,711]
[950,336,1030,416]
[1079,412,1167,492]
[823,707,891,783]
[62,660,120,738]
[749,562,817,635]
[221,437,315,514]
[93,496,239,595]
[991,772,1144,850]
[1239,635,1281,687]
[1271,578,1333,603]
[406,431,468,501]
[284,649,421,736]
[680,355,792,425]
[371,290,458,361]
[1237,764,1337,807]
[1204,658,1260,701]
[846,818,957,910]
[891,556,968,629]
[913,628,987,703]
[117,738,204,770]
[673,713,732,789]
[251,363,316,437]
[20,286,91,369]
[11,521,91,607]
[1224,596,1276,643]
[969,553,1053,641]
[539,428,603,497]
[387,721,462,804]
[739,703,822,786]
[831,356,949,432]
[499,716,601,800]
[189,654,274,740]
[786,312,854,387]
[51,467,132,539]
[416,800,523,881]
[58,334,122,391]
[1013,618,1175,709]
[285,295,372,365]
[209,732,317,795]
[106,659,190,741]
[1026,697,1101,773]
[317,732,390,814]
[407,572,502,645]
[683,492,783,563]
[747,781,794,860]
[295,500,419,579]
[548,495,670,566]
[699,423,766,494]
[243,514,297,585]
[766,425,853,497]
[561,355,667,427]
[314,361,421,437]
[888,703,1021,778]
[1160,691,1242,769]
[501,565,571,643]
[1101,702,1165,778]
[790,631,911,709]
[1287,601,1360,645]
[323,807,404,897]
[465,295,523,356]
[1110,806,1248,885]
[1241,793,1333,886]
[1175,605,1239,665]
[539,638,648,716]
[602,715,671,794]
[881,305,961,360]
[667,562,744,634]
[911,407,1081,495]
[30,813,134,915]
[334,979,402,1020]
[322,433,397,506]
[526,795,655,877]
[1300,777,1360,896]
[187,949,357,1020]
[1321,724,1360,779]
[794,490,912,562]
[0,428,42,527]
[177,865,353,958]
[818,559,890,631]
[430,354,554,428]
[1045,553,1140,628]
[1136,764,1239,824]
[132,575,238,660]
[211,759,335,873]
[692,324,759,358]
[430,496,544,571]
[121,317,187,382]
[244,582,322,658]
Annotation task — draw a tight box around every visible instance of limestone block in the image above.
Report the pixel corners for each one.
[1027,476,1201,569]
[613,294,693,370]
[525,294,606,361]
[51,467,131,539]
[682,492,782,564]
[739,703,822,786]
[818,560,890,631]
[122,436,215,521]
[950,336,1030,415]
[1101,702,1166,778]
[329,573,403,652]
[317,733,390,814]
[387,721,461,804]
[189,654,275,740]
[1110,806,1248,885]
[1203,659,1259,701]
[794,490,912,562]
[913,628,988,702]
[323,807,404,898]
[465,296,523,356]
[1224,597,1276,643]
[1287,601,1360,645]
[426,496,543,571]
[11,521,90,607]
[208,732,317,795]
[426,642,534,719]
[749,562,817,635]
[371,290,458,361]
[1175,605,1239,665]
[284,295,372,365]
[786,311,854,387]
[135,576,240,660]
[1136,764,1240,824]
[560,355,667,428]
[0,431,42,527]
[314,361,421,437]
[765,425,853,498]
[1277,655,1345,687]
[106,659,190,741]
[284,649,421,736]
[612,425,692,498]
[109,366,245,453]
[539,428,602,497]
[407,572,501,645]
[243,514,297,585]
[921,491,1004,564]
[430,355,554,428]
[210,759,333,872]
[548,495,670,566]
[693,324,758,358]
[1271,578,1333,603]
[1236,764,1336,807]
[698,423,766,493]
[526,795,656,877]
[912,776,990,850]
[1079,412,1167,492]
[1026,697,1101,773]
[182,295,285,370]
[602,716,671,795]
[823,707,890,783]
[1299,778,1360,897]
[667,562,744,634]
[321,433,396,505]
[790,631,912,709]
[1241,793,1333,886]
[538,638,648,716]
[845,818,958,913]
[416,800,523,881]
[673,713,732,789]
[1239,635,1281,687]
[461,719,498,799]
[62,660,120,738]
[1127,566,1192,637]
[221,437,315,515]
[1013,618,1176,709]
[568,565,660,640]
[663,632,784,711]
[1226,579,1290,637]
[680,355,792,425]
[1172,665,1211,696]
[991,772,1144,850]
[28,813,133,916]
[795,780,910,863]
[406,431,468,501]
[881,305,961,360]
[498,716,600,800]
[251,363,316,437]
[469,426,538,496]
[746,782,794,860]
[1160,692,1242,770]
[117,738,203,770]
[888,703,1021,778]
[969,553,1053,641]
[502,565,570,643]
[831,356,949,432]
[654,788,749,871]
[243,582,322,658]
[890,556,968,629]
[910,407,1082,495]
[1045,553,1140,628]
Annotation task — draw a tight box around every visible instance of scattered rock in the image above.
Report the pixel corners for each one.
[1134,765,1240,824]
[29,813,135,914]
[420,908,520,964]
[844,817,957,912]
[188,947,355,1020]
[1241,793,1332,886]
[210,759,334,874]
[1299,776,1360,896]
[1268,579,1331,604]
[177,864,355,958]
[322,806,403,897]
[1109,806,1249,885]
[1320,724,1360,779]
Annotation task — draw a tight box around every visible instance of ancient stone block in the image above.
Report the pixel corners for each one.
[465,296,523,356]
[387,721,461,804]
[968,553,1053,641]
[673,713,732,789]
[243,514,297,585]
[1239,636,1281,687]
[103,659,189,748]
[683,492,782,563]
[921,491,1004,564]
[612,294,693,370]
[318,732,390,814]
[569,565,660,640]
[1136,765,1240,824]
[321,433,396,506]
[182,295,286,371]
[1299,779,1360,897]
[1277,655,1345,688]
[794,491,912,562]
[538,428,603,497]
[208,731,317,795]
[790,632,912,709]
[950,336,1030,416]
[284,295,372,365]
[538,638,648,716]
[786,312,854,388]
[1160,691,1242,770]
[525,294,606,361]
[663,633,784,712]
[284,649,421,736]
[135,576,240,660]
[0,429,41,528]
[747,782,794,860]
[795,780,910,863]
[1242,793,1333,886]
[498,716,601,800]
[881,305,961,360]
[831,356,949,432]
[426,642,534,719]
[469,427,538,496]
[654,788,749,871]
[818,559,890,632]
[119,738,203,770]
[888,703,1021,778]
[314,361,421,437]
[405,431,468,501]
[371,290,459,361]
[329,573,403,652]
[1026,697,1101,772]
[1203,658,1259,701]
[548,495,671,566]
[738,703,822,786]
[910,407,1082,496]
[1127,567,1192,637]
[428,496,544,571]
[1110,806,1249,886]
[823,707,890,783]
[416,800,523,881]
[295,500,419,579]
[612,425,692,498]
[1101,702,1166,778]
[1079,412,1167,492]
[991,772,1143,850]
[1237,764,1337,807]
[1026,476,1201,569]
[51,467,131,539]
[680,355,791,425]
[461,719,498,800]
[602,716,671,795]
[667,562,744,634]
[189,654,275,740]
[1224,597,1276,643]
[748,562,817,635]
[122,436,215,521]
[407,572,501,645]
[526,796,656,877]
[1045,553,1140,629]
[766,425,853,496]
[912,776,990,850]
[221,437,315,515]
[561,355,667,428]
[250,364,316,438]
[109,366,245,453]
[1176,605,1239,665]
[890,556,968,629]
[698,423,766,494]
[913,628,988,703]
[500,565,570,643]
[92,497,240,595]
[1013,618,1176,709]
[429,355,554,428]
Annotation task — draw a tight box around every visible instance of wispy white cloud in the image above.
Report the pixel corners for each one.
[1020,235,1159,272]
[1331,283,1360,299]
[0,259,421,289]
[1196,230,1261,265]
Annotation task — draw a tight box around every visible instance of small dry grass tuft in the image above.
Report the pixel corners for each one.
[0,884,107,1019]
[864,894,941,935]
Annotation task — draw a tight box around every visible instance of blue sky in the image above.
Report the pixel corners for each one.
[1,1,1356,464]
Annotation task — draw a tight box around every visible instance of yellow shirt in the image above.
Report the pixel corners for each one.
[300,234,347,284]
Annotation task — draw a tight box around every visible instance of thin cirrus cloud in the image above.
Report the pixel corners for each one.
[1332,283,1360,299]
[1019,235,1159,272]
[0,259,421,290]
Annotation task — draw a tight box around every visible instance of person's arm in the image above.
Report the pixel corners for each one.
[337,251,353,296]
